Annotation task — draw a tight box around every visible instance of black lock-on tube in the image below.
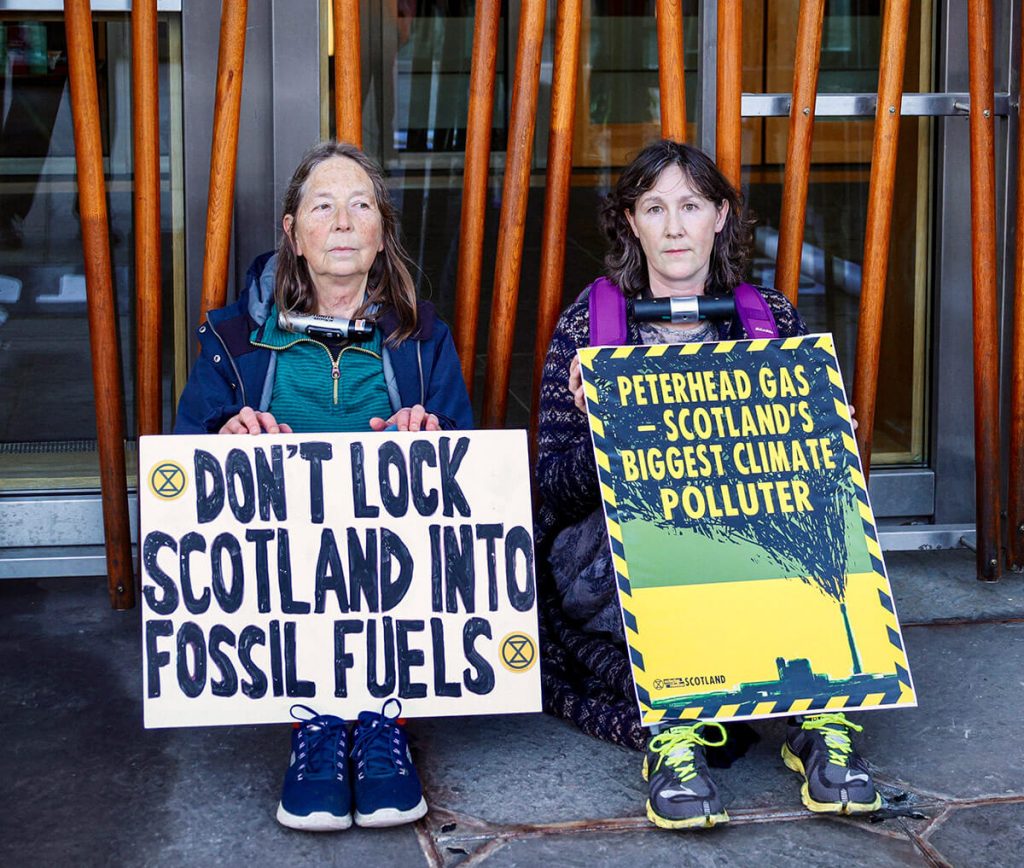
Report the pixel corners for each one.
[629,295,735,324]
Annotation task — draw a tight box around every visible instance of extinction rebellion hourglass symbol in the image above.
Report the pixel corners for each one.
[149,461,188,500]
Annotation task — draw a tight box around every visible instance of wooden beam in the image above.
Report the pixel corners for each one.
[482,0,547,428]
[657,0,687,142]
[1009,0,1024,571]
[852,0,911,477]
[774,0,825,305]
[132,0,162,437]
[454,1,501,394]
[65,0,135,610]
[531,0,582,441]
[715,0,742,188]
[967,0,1002,580]
[198,0,248,323]
[333,0,362,146]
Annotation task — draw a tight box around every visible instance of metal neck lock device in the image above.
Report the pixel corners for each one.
[587,280,779,345]
[277,311,375,341]
[629,287,778,339]
[629,295,735,324]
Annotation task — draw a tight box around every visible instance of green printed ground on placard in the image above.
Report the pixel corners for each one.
[621,488,871,588]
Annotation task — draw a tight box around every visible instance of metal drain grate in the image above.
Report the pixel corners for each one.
[0,439,99,454]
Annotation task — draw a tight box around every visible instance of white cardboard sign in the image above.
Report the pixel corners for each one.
[139,430,540,729]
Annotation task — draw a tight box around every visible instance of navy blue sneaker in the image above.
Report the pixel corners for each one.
[276,705,352,831]
[351,699,428,827]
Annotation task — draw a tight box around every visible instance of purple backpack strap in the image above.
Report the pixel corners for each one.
[587,277,628,346]
[733,283,779,339]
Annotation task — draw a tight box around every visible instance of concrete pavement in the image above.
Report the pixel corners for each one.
[1,548,1021,866]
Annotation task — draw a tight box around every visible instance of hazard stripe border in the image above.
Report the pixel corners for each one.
[578,334,916,725]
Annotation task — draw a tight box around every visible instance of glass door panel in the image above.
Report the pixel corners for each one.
[325,0,509,166]
[0,13,184,491]
[318,0,936,459]
[743,115,932,465]
[574,0,699,166]
[324,1,516,410]
[741,0,935,466]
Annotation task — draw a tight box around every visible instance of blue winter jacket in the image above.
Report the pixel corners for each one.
[174,252,474,434]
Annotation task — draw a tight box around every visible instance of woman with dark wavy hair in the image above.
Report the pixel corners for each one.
[535,140,876,831]
[599,139,753,299]
[174,141,473,832]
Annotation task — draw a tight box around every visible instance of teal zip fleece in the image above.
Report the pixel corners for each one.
[251,306,393,432]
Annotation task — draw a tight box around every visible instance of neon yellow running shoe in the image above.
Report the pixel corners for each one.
[781,713,882,814]
[642,721,729,829]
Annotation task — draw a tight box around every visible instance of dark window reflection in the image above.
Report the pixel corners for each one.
[0,16,180,490]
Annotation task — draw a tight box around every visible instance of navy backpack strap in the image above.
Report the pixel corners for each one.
[587,277,629,346]
[732,283,779,339]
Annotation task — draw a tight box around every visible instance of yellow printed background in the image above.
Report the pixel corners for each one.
[632,570,895,696]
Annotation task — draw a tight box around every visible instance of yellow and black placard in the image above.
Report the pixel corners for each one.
[577,334,916,726]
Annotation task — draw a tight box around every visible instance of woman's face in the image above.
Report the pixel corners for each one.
[284,156,384,293]
[625,164,728,297]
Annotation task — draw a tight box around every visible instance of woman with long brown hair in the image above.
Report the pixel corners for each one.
[176,140,472,438]
[175,141,472,832]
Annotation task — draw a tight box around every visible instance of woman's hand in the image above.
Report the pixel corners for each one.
[849,404,858,432]
[568,354,587,413]
[219,407,293,435]
[370,404,440,432]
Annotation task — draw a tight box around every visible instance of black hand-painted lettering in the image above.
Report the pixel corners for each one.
[462,618,494,695]
[179,531,210,615]
[244,528,274,613]
[176,621,207,699]
[367,616,396,698]
[380,529,412,610]
[439,436,471,517]
[504,526,536,611]
[268,619,284,697]
[284,621,315,697]
[211,532,244,613]
[430,618,461,698]
[314,528,350,614]
[225,448,255,522]
[194,449,225,524]
[333,620,364,698]
[378,441,409,517]
[277,528,310,614]
[429,524,442,613]
[347,527,379,612]
[255,445,287,521]
[350,442,379,518]
[208,624,239,696]
[144,619,173,697]
[142,531,179,615]
[238,625,268,698]
[409,440,439,516]
[396,619,427,699]
[475,524,504,612]
[444,524,475,613]
[299,441,332,524]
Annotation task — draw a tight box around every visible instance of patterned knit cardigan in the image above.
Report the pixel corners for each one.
[534,283,807,752]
